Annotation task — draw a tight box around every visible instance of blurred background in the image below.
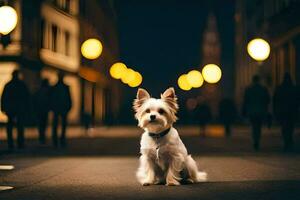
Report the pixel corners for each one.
[0,1,300,198]
[0,0,299,147]
[0,0,299,124]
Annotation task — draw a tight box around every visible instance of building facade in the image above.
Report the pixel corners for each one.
[201,13,222,117]
[0,0,121,125]
[235,0,300,108]
[79,0,121,125]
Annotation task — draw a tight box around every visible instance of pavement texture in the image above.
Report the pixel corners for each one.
[0,126,300,200]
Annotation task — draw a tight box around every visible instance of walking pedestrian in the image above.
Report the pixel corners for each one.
[1,70,30,149]
[218,98,237,137]
[242,75,270,151]
[33,78,51,144]
[50,73,72,147]
[195,102,212,137]
[273,73,299,152]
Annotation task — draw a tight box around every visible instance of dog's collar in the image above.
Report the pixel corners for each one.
[148,128,171,139]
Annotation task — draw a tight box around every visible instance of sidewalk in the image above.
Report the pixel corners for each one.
[0,125,299,156]
[0,125,299,140]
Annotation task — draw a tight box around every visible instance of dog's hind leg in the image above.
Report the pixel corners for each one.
[165,156,185,186]
[136,155,156,186]
[185,155,207,183]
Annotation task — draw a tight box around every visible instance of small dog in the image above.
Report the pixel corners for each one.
[133,87,207,186]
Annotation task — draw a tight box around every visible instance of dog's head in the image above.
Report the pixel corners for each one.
[133,87,178,133]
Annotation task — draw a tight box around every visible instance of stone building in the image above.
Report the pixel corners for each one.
[235,0,300,107]
[0,0,121,125]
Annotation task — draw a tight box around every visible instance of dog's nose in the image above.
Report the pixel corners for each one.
[150,115,156,121]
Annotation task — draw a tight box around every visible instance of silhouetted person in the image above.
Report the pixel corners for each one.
[218,98,237,137]
[50,73,72,147]
[82,112,92,134]
[195,102,212,137]
[1,70,30,149]
[33,79,51,144]
[273,73,299,152]
[243,75,270,151]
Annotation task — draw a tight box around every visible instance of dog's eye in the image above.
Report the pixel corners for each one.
[145,109,150,113]
[158,109,165,114]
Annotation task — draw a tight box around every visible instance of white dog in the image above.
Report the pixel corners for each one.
[133,87,207,186]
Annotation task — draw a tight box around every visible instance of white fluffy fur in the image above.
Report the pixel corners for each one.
[133,88,207,186]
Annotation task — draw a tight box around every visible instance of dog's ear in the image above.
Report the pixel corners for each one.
[161,87,178,112]
[161,87,175,99]
[136,88,150,100]
[133,88,150,113]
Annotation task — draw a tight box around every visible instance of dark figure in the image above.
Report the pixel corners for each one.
[218,98,237,137]
[195,102,212,137]
[243,75,270,151]
[273,73,299,152]
[1,70,30,149]
[33,79,51,144]
[82,112,92,134]
[50,73,72,147]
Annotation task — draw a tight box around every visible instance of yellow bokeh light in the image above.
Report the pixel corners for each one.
[0,6,18,35]
[247,38,270,61]
[202,64,222,84]
[178,74,192,91]
[81,38,103,60]
[121,68,136,84]
[187,70,204,88]
[110,62,127,79]
[128,71,142,87]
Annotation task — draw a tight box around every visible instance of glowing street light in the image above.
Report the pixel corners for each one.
[81,38,103,60]
[110,62,143,87]
[0,6,18,35]
[178,74,192,91]
[128,71,142,87]
[202,64,222,84]
[110,62,127,79]
[121,68,136,84]
[247,38,270,61]
[186,70,204,88]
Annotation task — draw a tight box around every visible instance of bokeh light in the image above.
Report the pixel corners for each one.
[202,64,222,84]
[178,74,192,91]
[81,38,103,60]
[128,71,142,87]
[110,62,127,79]
[0,6,18,35]
[121,68,136,84]
[186,70,204,88]
[247,38,270,61]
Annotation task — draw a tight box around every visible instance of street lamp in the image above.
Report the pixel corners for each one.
[128,71,142,87]
[110,62,127,79]
[178,74,192,91]
[81,38,103,60]
[247,38,270,61]
[0,5,18,35]
[121,68,136,84]
[202,64,222,84]
[186,70,204,88]
[110,62,143,87]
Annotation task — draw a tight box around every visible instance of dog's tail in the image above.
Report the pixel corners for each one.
[185,155,207,182]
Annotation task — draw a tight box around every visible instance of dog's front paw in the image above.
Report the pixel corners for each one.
[142,182,152,186]
[166,180,180,186]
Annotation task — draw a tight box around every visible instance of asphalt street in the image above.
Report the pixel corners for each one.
[0,126,299,200]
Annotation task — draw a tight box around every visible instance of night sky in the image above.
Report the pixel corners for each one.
[115,0,235,123]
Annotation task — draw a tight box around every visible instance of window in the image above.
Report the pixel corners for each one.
[51,25,58,52]
[65,31,70,56]
[41,19,45,49]
[54,0,72,14]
